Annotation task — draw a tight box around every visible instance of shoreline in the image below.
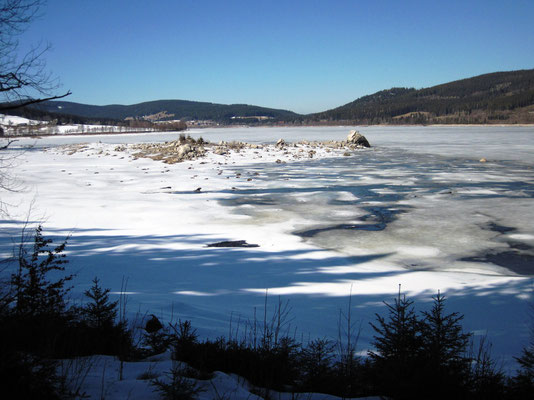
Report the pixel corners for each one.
[2,122,534,140]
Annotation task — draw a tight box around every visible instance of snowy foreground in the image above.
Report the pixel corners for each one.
[59,351,379,400]
[1,126,534,397]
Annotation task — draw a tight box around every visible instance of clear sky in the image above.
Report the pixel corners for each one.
[20,0,534,114]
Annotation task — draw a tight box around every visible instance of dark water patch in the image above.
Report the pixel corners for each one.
[330,190,405,205]
[462,222,534,275]
[295,206,407,238]
[508,241,532,251]
[226,196,278,206]
[461,251,534,276]
[296,223,385,238]
[485,222,517,234]
[207,240,259,248]
[216,179,534,203]
[219,184,408,206]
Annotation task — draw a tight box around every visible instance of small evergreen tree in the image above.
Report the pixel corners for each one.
[150,365,202,400]
[74,276,134,357]
[171,320,199,362]
[510,342,534,398]
[417,292,472,398]
[515,302,534,385]
[468,336,505,399]
[81,277,118,329]
[516,343,534,380]
[11,225,73,318]
[0,225,73,398]
[368,288,420,399]
[300,338,335,393]
[4,225,75,356]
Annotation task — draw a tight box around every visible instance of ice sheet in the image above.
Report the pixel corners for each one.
[1,126,533,373]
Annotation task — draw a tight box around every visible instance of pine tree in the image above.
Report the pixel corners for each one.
[418,292,471,398]
[516,344,534,379]
[510,307,534,398]
[369,290,420,365]
[76,277,134,357]
[11,225,73,318]
[420,292,470,367]
[300,338,335,393]
[81,277,118,329]
[368,288,420,399]
[1,225,73,398]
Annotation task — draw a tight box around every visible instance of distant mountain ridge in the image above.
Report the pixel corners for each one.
[310,69,534,124]
[33,99,299,123]
[19,68,534,125]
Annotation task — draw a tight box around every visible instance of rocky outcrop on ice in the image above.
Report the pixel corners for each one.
[347,129,371,147]
[58,132,371,165]
[129,137,207,164]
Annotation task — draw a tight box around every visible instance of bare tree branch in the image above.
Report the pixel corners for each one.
[0,90,71,110]
[0,0,70,111]
[1,0,68,207]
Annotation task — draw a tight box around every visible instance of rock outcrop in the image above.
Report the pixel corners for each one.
[347,130,371,148]
[131,139,206,164]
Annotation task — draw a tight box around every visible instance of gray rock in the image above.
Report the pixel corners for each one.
[177,144,191,158]
[347,130,371,147]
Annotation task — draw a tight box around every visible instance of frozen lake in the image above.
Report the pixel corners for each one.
[17,125,534,162]
[2,125,534,372]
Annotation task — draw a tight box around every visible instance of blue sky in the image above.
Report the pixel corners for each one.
[21,0,534,114]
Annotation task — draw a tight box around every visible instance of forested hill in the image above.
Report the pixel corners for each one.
[310,69,534,124]
[18,68,534,125]
[32,99,299,124]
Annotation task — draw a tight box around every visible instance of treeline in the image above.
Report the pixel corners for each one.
[2,106,188,135]
[310,69,534,124]
[1,227,533,399]
[28,99,300,124]
[6,105,124,126]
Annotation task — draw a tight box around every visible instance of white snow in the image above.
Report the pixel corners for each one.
[58,352,380,400]
[0,113,156,135]
[0,114,40,125]
[1,126,533,389]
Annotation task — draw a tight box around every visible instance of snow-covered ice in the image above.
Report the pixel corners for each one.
[1,126,533,379]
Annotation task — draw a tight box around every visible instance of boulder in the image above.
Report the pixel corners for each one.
[276,138,286,148]
[347,130,371,147]
[214,147,228,155]
[177,143,191,158]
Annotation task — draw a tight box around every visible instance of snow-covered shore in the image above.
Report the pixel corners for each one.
[1,126,533,381]
[59,351,381,400]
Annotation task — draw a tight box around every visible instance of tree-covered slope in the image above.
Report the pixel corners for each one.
[311,69,534,124]
[19,68,534,126]
[33,99,300,123]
